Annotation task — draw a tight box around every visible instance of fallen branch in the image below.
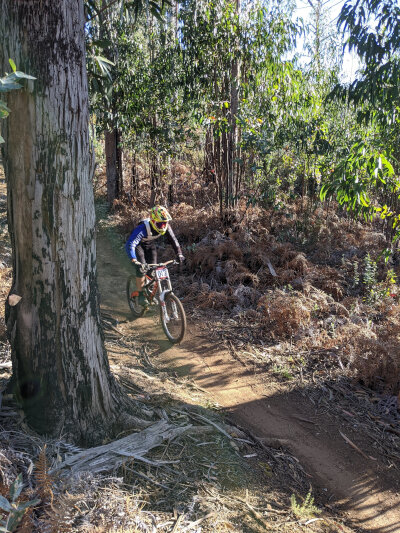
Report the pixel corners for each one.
[173,408,233,440]
[290,415,316,425]
[53,419,190,474]
[339,431,377,461]
[181,512,215,532]
[124,465,169,489]
[266,258,277,277]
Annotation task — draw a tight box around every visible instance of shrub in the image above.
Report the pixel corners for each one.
[258,290,312,338]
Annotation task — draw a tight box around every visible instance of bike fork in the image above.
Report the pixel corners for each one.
[158,278,178,322]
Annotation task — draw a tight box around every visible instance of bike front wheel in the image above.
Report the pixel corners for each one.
[160,292,186,343]
[126,275,145,317]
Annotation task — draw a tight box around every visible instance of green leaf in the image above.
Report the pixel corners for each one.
[94,56,114,80]
[8,59,16,73]
[0,80,22,92]
[0,134,5,144]
[5,509,25,532]
[0,100,11,113]
[359,192,370,207]
[150,3,164,22]
[0,100,10,120]
[95,55,114,66]
[320,184,329,201]
[15,499,40,512]
[0,495,11,513]
[9,474,23,502]
[380,154,394,175]
[10,71,36,80]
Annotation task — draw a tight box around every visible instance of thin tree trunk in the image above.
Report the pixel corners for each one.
[168,156,175,205]
[214,134,223,215]
[116,129,123,195]
[222,129,229,209]
[236,127,243,194]
[105,128,123,205]
[131,152,138,198]
[0,0,134,443]
[149,151,159,207]
[149,111,159,206]
[229,0,240,208]
[105,129,118,205]
[101,0,122,207]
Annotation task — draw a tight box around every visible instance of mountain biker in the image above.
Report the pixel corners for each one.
[125,205,185,307]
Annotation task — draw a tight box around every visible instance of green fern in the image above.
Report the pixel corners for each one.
[290,490,321,519]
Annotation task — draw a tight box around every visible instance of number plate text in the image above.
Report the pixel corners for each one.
[156,268,169,280]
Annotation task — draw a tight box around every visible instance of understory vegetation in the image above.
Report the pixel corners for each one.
[2,0,400,530]
[107,159,400,400]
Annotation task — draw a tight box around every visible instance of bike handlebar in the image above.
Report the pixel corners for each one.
[146,260,178,268]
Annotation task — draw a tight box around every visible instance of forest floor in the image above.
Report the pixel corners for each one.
[1,167,400,531]
[96,209,400,533]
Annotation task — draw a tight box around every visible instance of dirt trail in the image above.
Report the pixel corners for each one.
[97,228,400,533]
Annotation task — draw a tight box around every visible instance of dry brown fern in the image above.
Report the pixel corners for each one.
[286,253,310,275]
[310,266,345,301]
[0,482,8,498]
[43,491,83,533]
[258,290,312,338]
[197,290,233,310]
[15,511,35,533]
[279,268,297,284]
[225,260,259,287]
[35,445,54,504]
[189,245,218,273]
[216,241,243,262]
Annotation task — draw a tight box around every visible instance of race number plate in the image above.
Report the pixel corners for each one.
[156,267,169,280]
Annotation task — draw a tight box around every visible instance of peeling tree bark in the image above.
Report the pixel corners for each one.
[0,0,132,444]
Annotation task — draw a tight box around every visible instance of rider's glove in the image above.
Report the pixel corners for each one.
[178,254,185,264]
[132,259,148,276]
[138,262,148,275]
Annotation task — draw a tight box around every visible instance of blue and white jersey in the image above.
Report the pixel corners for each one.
[125,218,181,260]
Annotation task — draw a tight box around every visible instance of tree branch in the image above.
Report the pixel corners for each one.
[88,0,121,20]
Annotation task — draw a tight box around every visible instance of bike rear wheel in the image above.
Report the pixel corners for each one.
[160,292,186,343]
[126,275,145,317]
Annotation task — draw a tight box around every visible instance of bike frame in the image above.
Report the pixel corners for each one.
[128,259,185,342]
[144,261,178,320]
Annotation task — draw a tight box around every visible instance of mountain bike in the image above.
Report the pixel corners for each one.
[126,260,187,344]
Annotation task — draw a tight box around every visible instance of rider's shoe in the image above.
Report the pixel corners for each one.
[138,291,149,307]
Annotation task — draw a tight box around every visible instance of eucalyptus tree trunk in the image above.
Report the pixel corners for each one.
[130,152,138,198]
[229,58,240,207]
[100,0,123,207]
[228,0,240,209]
[105,128,123,205]
[149,151,160,207]
[0,0,132,444]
